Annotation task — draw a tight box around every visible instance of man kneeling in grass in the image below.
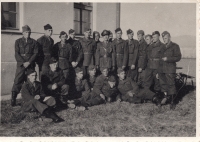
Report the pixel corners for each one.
[117,68,161,105]
[21,69,64,123]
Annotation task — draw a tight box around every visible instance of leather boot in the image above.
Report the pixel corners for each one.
[152,95,161,106]
[43,108,64,123]
[11,92,18,106]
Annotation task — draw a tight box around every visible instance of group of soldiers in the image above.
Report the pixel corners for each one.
[11,24,181,123]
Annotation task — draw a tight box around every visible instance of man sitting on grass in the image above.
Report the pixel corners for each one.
[87,65,97,91]
[117,68,161,105]
[21,69,64,123]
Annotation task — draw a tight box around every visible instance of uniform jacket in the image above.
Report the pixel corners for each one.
[52,42,72,70]
[41,68,65,93]
[95,41,115,68]
[146,40,165,69]
[87,75,97,89]
[112,38,129,67]
[138,38,147,69]
[158,41,182,73]
[79,38,96,66]
[68,37,83,64]
[93,74,108,95]
[117,77,139,96]
[15,37,38,67]
[21,80,46,102]
[126,39,139,66]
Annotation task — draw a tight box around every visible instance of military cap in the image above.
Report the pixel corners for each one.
[162,31,170,37]
[115,27,122,33]
[88,65,96,71]
[49,57,58,64]
[117,68,125,74]
[152,31,160,36]
[101,30,110,36]
[69,29,75,34]
[22,25,31,32]
[108,75,116,82]
[75,67,83,73]
[100,67,109,72]
[26,69,36,76]
[59,31,67,38]
[137,30,144,35]
[145,34,152,39]
[44,24,52,30]
[127,29,133,34]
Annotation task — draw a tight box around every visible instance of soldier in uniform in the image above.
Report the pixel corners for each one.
[52,31,72,82]
[37,24,54,78]
[79,29,96,77]
[21,69,64,123]
[112,28,128,73]
[11,25,38,106]
[126,29,139,81]
[95,30,115,72]
[93,31,100,45]
[41,57,69,105]
[108,30,114,43]
[158,31,182,106]
[143,31,165,94]
[87,65,97,90]
[117,68,161,105]
[137,30,147,86]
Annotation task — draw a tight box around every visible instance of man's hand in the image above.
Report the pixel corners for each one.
[162,57,167,61]
[122,66,126,70]
[52,83,58,90]
[23,62,30,68]
[156,73,159,79]
[100,94,106,100]
[127,91,134,97]
[96,65,99,69]
[131,65,135,70]
[116,98,121,102]
[72,62,77,68]
[112,66,115,71]
[34,95,40,100]
[138,68,142,73]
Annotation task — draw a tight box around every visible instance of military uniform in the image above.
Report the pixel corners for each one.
[126,39,139,81]
[143,40,165,92]
[21,80,56,114]
[158,40,181,96]
[12,37,38,94]
[95,41,115,70]
[79,38,96,76]
[112,38,128,69]
[52,41,72,81]
[87,75,96,90]
[37,35,54,75]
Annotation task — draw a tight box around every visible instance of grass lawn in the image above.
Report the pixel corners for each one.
[0,86,196,137]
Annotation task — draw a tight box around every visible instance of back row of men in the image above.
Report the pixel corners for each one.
[10,24,181,121]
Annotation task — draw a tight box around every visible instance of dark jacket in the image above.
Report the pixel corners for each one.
[15,37,38,67]
[158,41,182,73]
[138,38,147,69]
[112,38,129,67]
[79,38,96,66]
[93,74,108,95]
[87,75,97,89]
[52,42,72,70]
[68,37,83,64]
[95,41,115,68]
[126,39,139,66]
[21,80,46,102]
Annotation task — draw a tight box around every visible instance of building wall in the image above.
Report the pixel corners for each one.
[1,2,118,95]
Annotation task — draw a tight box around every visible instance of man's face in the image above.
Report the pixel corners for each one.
[116,31,122,39]
[60,34,67,42]
[137,34,143,41]
[145,36,152,45]
[108,81,116,88]
[89,68,96,77]
[76,71,83,80]
[163,34,171,44]
[50,62,58,72]
[109,33,113,39]
[23,31,31,39]
[95,33,100,41]
[28,72,37,83]
[84,31,91,38]
[45,29,53,37]
[102,69,109,77]
[127,33,133,40]
[152,34,160,43]
[103,35,109,41]
[69,32,75,39]
[118,71,126,80]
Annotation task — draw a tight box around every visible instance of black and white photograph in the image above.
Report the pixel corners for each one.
[0,0,197,139]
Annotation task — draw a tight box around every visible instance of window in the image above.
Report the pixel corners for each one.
[74,3,92,35]
[1,2,19,30]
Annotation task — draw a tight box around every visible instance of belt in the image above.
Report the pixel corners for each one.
[84,52,92,54]
[101,55,111,58]
[129,53,134,55]
[44,53,51,55]
[149,58,160,61]
[59,57,67,59]
[116,53,123,56]
[20,54,32,56]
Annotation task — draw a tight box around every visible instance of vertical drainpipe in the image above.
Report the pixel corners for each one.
[116,3,120,28]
